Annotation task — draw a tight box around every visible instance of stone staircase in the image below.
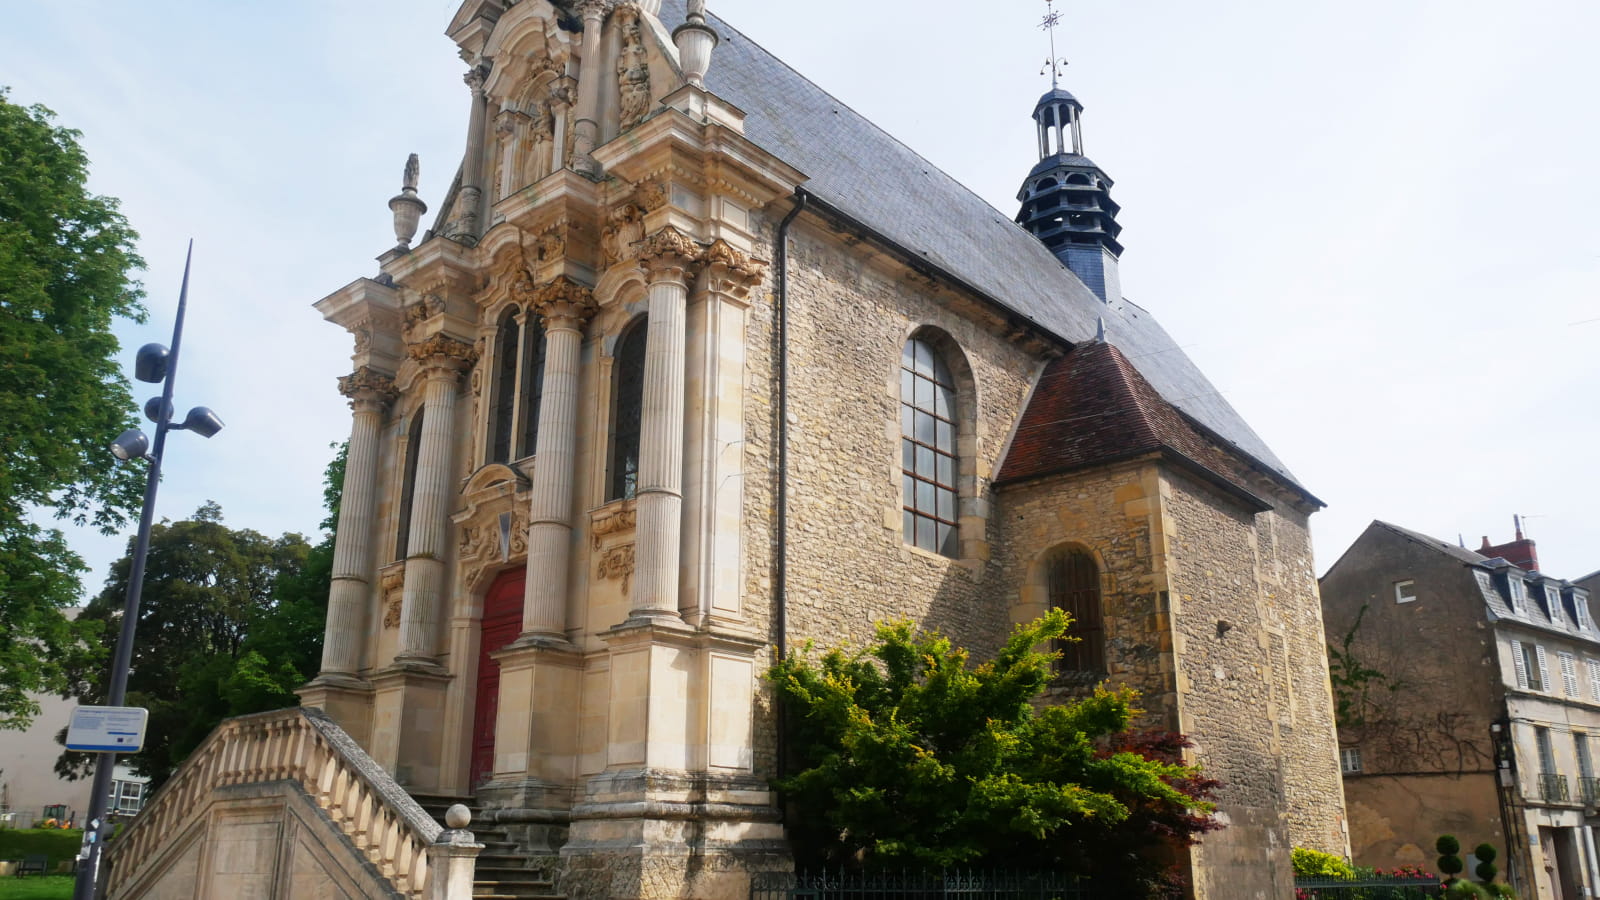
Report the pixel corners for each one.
[411,794,565,900]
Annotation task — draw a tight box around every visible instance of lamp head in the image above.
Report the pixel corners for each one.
[144,397,173,425]
[178,406,224,438]
[109,429,150,461]
[134,344,170,384]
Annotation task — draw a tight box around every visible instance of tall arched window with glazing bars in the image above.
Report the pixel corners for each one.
[487,307,547,464]
[900,336,959,557]
[607,316,647,502]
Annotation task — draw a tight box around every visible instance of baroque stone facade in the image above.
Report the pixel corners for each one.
[276,1,1350,898]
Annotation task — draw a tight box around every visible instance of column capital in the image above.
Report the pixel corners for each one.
[637,225,702,285]
[463,64,490,96]
[406,334,479,376]
[532,275,598,328]
[574,0,615,23]
[701,239,767,300]
[337,366,399,412]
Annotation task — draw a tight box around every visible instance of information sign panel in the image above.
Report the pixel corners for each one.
[65,706,148,753]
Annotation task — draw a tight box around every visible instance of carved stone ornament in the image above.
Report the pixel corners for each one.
[615,8,653,130]
[352,327,372,354]
[596,543,635,593]
[591,505,637,548]
[532,275,597,323]
[380,567,405,629]
[636,225,702,273]
[601,204,645,267]
[703,238,765,278]
[406,334,479,368]
[402,292,447,338]
[458,507,529,562]
[634,179,669,213]
[337,367,399,407]
[536,228,565,264]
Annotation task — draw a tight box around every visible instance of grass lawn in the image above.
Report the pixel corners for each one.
[0,876,74,900]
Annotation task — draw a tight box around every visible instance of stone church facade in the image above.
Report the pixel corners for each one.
[262,0,1345,897]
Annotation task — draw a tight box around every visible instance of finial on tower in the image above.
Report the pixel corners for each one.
[389,153,428,251]
[1038,0,1068,89]
[674,0,719,89]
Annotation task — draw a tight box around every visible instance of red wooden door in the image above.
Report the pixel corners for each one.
[470,569,525,789]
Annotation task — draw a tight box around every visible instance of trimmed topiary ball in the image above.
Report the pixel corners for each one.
[1437,834,1464,882]
[1474,843,1498,883]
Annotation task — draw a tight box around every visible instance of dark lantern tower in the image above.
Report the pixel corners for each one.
[1015,86,1124,302]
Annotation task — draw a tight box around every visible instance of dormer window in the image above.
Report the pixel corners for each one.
[1508,577,1527,612]
[1546,586,1566,626]
[1577,593,1594,632]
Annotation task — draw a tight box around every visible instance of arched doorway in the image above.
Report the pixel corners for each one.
[471,568,524,788]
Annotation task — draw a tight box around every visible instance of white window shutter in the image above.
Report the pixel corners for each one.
[1536,644,1551,692]
[1561,653,1579,696]
[1588,659,1600,701]
[1513,640,1528,689]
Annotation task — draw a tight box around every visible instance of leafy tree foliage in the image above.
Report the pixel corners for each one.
[0,87,147,729]
[768,611,1219,895]
[60,443,343,786]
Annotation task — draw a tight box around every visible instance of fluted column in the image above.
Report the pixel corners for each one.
[570,1,611,176]
[397,336,477,663]
[629,228,700,622]
[320,368,398,677]
[520,278,597,640]
[458,65,491,238]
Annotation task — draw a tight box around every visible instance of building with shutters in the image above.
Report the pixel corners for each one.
[1321,520,1600,900]
[105,1,1350,898]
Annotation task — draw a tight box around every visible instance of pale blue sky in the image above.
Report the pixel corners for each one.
[4,0,1597,593]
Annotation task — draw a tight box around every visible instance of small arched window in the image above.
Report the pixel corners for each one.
[518,318,547,458]
[395,409,425,560]
[1046,547,1104,674]
[607,317,648,502]
[489,307,520,464]
[900,336,958,557]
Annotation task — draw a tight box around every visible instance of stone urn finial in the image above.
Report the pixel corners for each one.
[673,0,718,89]
[389,153,428,250]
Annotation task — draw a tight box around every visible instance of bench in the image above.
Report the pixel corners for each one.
[15,855,47,877]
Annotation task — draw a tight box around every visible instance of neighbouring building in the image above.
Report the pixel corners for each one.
[107,1,1347,898]
[1322,520,1600,900]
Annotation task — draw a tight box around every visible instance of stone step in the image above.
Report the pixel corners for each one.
[407,792,565,899]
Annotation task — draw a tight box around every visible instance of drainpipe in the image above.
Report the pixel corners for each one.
[773,188,807,801]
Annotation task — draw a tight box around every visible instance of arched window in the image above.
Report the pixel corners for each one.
[489,307,520,463]
[518,318,547,458]
[607,317,647,502]
[395,410,425,560]
[900,336,958,557]
[1046,547,1104,674]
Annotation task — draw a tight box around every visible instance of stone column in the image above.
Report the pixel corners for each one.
[319,367,397,677]
[519,277,597,641]
[569,1,610,176]
[397,336,477,663]
[629,227,700,622]
[458,66,491,238]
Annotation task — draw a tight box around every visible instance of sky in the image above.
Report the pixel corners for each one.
[3,0,1597,597]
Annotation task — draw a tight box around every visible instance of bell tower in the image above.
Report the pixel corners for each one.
[1015,2,1123,302]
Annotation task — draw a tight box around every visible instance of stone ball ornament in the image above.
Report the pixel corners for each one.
[445,803,472,829]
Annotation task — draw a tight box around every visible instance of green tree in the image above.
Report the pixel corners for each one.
[0,86,147,729]
[767,611,1219,895]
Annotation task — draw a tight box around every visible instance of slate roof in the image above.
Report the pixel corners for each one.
[1372,520,1489,567]
[995,340,1266,507]
[659,0,1305,492]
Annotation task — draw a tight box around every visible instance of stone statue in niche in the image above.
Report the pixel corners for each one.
[615,10,652,129]
[493,109,522,200]
[601,205,644,267]
[527,101,554,183]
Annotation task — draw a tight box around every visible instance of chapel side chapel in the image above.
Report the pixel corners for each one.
[124,0,1345,897]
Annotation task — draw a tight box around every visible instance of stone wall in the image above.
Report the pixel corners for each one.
[1343,773,1503,873]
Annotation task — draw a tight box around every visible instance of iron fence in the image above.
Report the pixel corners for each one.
[750,869,1109,900]
[1293,875,1443,899]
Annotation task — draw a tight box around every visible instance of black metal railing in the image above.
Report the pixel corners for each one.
[1580,776,1600,803]
[1539,773,1571,802]
[751,870,1108,900]
[1294,875,1443,899]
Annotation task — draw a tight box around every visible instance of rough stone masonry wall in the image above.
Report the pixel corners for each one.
[990,461,1180,727]
[1163,467,1347,897]
[751,220,1039,660]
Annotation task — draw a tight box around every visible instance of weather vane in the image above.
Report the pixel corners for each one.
[1039,0,1068,87]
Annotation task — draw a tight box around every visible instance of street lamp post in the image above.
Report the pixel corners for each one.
[73,243,223,900]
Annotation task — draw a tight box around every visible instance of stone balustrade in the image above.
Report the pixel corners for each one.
[108,707,478,900]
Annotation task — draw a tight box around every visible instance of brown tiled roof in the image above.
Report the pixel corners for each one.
[996,341,1269,506]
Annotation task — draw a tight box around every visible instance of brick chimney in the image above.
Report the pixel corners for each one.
[1479,515,1540,571]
